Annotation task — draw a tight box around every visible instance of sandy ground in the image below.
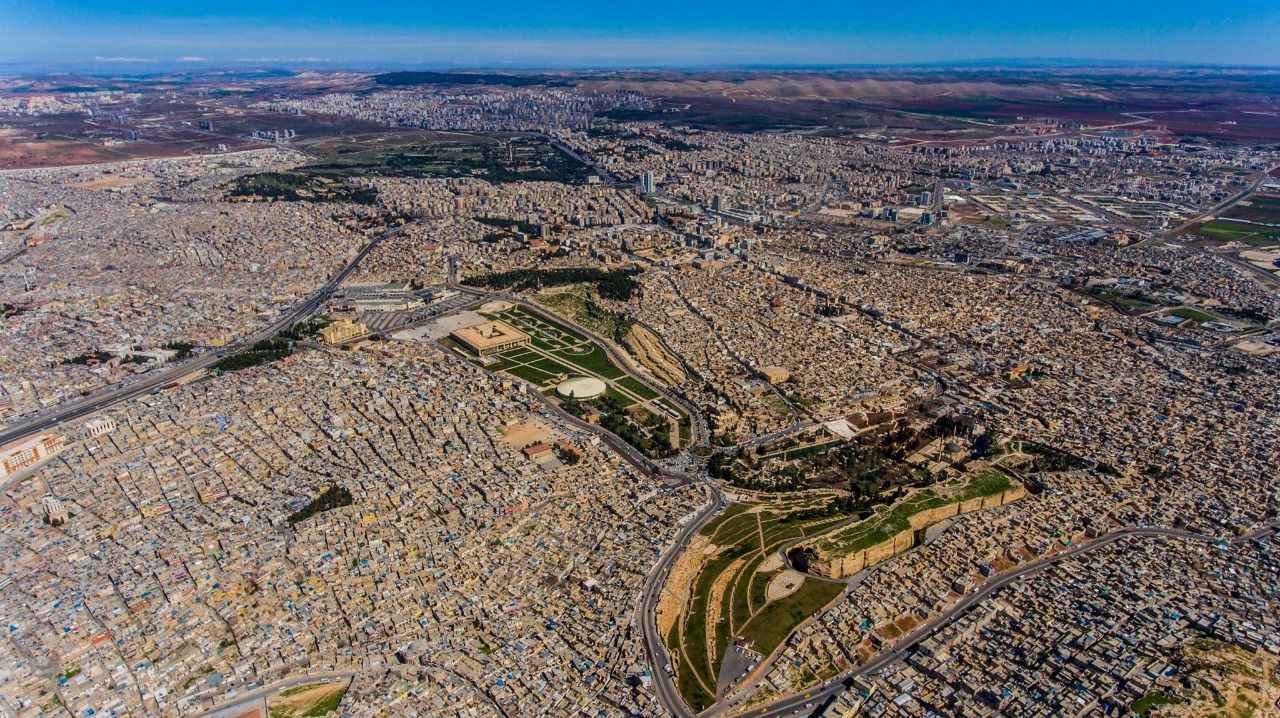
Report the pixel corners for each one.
[765,570,805,603]
[758,552,784,572]
[71,175,140,191]
[266,682,346,718]
[501,419,551,447]
[396,310,487,340]
[1162,642,1280,718]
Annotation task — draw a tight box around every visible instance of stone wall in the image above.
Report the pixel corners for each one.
[811,485,1025,580]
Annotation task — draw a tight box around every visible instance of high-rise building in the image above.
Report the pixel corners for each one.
[639,171,656,194]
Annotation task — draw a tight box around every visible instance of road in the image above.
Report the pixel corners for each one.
[0,244,28,265]
[729,522,1278,718]
[1128,163,1280,251]
[638,481,728,718]
[548,136,621,185]
[0,226,400,448]
[193,670,360,718]
[503,294,708,447]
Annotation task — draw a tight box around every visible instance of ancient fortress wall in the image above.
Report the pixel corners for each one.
[812,485,1026,580]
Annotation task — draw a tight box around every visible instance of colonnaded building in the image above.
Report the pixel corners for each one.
[450,320,532,357]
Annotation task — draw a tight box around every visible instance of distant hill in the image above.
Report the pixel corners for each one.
[371,71,569,87]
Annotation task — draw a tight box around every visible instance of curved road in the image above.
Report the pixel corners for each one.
[638,481,728,718]
[728,521,1278,718]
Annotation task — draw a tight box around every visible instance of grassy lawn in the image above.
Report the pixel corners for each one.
[502,363,558,386]
[954,469,1013,501]
[268,684,348,718]
[817,470,1014,555]
[738,579,844,657]
[618,375,660,399]
[1170,307,1216,323]
[551,343,625,379]
[1194,219,1280,245]
[677,650,715,712]
[701,504,753,539]
[749,569,773,613]
[673,495,965,710]
[488,307,638,385]
[730,553,766,633]
[683,547,751,690]
[1130,690,1182,716]
[526,355,576,375]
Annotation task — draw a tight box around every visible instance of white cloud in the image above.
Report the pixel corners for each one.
[93,56,155,63]
[176,56,208,62]
[231,56,332,63]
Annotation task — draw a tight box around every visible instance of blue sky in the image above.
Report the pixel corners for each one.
[4,0,1280,67]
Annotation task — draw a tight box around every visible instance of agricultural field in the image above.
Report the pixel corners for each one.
[1220,192,1280,224]
[1188,191,1280,247]
[1189,218,1280,247]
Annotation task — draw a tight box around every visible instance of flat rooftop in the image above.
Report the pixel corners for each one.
[451,320,531,353]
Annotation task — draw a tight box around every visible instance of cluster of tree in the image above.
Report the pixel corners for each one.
[1219,306,1270,323]
[474,216,541,235]
[1021,441,1091,473]
[62,350,114,366]
[212,338,294,373]
[555,445,581,465]
[463,267,640,301]
[708,451,740,483]
[600,409,675,459]
[648,136,698,152]
[562,394,674,459]
[583,298,633,343]
[287,484,353,525]
[226,172,378,204]
[162,341,196,360]
[280,317,331,341]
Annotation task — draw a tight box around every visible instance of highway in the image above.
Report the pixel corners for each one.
[0,226,400,448]
[729,522,1278,718]
[1128,163,1280,251]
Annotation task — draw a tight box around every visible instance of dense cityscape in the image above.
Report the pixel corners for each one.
[0,55,1278,718]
